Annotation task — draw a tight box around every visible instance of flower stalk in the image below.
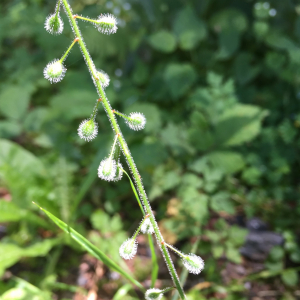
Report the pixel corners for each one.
[60,0,186,298]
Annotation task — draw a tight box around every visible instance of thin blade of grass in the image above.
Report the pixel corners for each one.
[33,202,144,291]
[112,284,132,300]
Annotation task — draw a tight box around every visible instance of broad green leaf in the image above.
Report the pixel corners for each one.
[226,245,242,264]
[281,269,299,287]
[0,121,22,138]
[148,30,176,53]
[0,200,49,227]
[173,6,207,50]
[0,239,59,277]
[0,139,45,176]
[0,277,52,300]
[205,151,245,174]
[210,192,235,214]
[228,226,248,247]
[0,85,33,120]
[164,63,197,100]
[50,90,97,120]
[34,203,144,290]
[215,104,268,146]
[210,9,248,33]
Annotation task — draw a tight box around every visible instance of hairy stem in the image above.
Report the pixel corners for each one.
[61,0,185,298]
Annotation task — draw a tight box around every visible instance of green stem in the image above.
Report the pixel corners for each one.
[61,1,186,298]
[165,243,186,258]
[59,38,78,63]
[162,287,176,294]
[108,134,119,160]
[132,216,148,241]
[114,110,131,121]
[74,15,99,24]
[55,0,61,18]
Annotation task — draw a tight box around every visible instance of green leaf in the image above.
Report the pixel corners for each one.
[50,90,96,120]
[226,245,242,264]
[269,246,285,261]
[148,30,176,53]
[0,200,49,227]
[0,85,33,120]
[210,9,248,33]
[215,104,268,146]
[173,6,207,50]
[228,226,248,247]
[112,284,133,300]
[1,278,52,300]
[0,239,59,277]
[164,63,197,100]
[34,203,144,290]
[210,192,235,215]
[281,269,299,287]
[0,121,22,138]
[205,151,245,174]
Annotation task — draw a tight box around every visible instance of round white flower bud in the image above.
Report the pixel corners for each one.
[126,112,146,131]
[43,59,66,84]
[97,70,110,88]
[145,288,163,300]
[44,14,64,35]
[96,14,118,34]
[77,119,98,142]
[98,158,117,181]
[141,218,154,234]
[119,238,138,260]
[182,253,204,274]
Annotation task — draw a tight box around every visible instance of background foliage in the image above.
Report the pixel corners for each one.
[0,0,300,299]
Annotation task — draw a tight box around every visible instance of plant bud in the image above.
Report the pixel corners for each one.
[119,238,138,260]
[145,288,164,300]
[45,14,64,35]
[77,118,98,142]
[141,218,154,234]
[97,70,110,88]
[43,59,66,84]
[98,158,117,181]
[96,14,117,34]
[126,112,146,131]
[113,162,123,181]
[182,253,204,274]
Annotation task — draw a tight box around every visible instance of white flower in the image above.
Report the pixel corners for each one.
[145,288,163,300]
[98,158,117,181]
[77,119,98,142]
[126,112,146,131]
[44,14,64,35]
[182,253,204,275]
[119,238,137,260]
[96,14,117,34]
[43,59,66,84]
[141,218,154,234]
[97,70,110,88]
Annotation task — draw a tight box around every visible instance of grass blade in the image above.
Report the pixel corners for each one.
[33,202,144,291]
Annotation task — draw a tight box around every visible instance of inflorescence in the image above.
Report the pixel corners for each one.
[43,1,204,299]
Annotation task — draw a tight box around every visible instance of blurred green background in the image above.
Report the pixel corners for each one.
[0,0,300,299]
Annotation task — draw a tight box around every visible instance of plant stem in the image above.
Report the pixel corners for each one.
[61,1,186,298]
[113,110,131,121]
[55,0,61,18]
[165,243,186,258]
[74,15,99,24]
[60,38,78,63]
